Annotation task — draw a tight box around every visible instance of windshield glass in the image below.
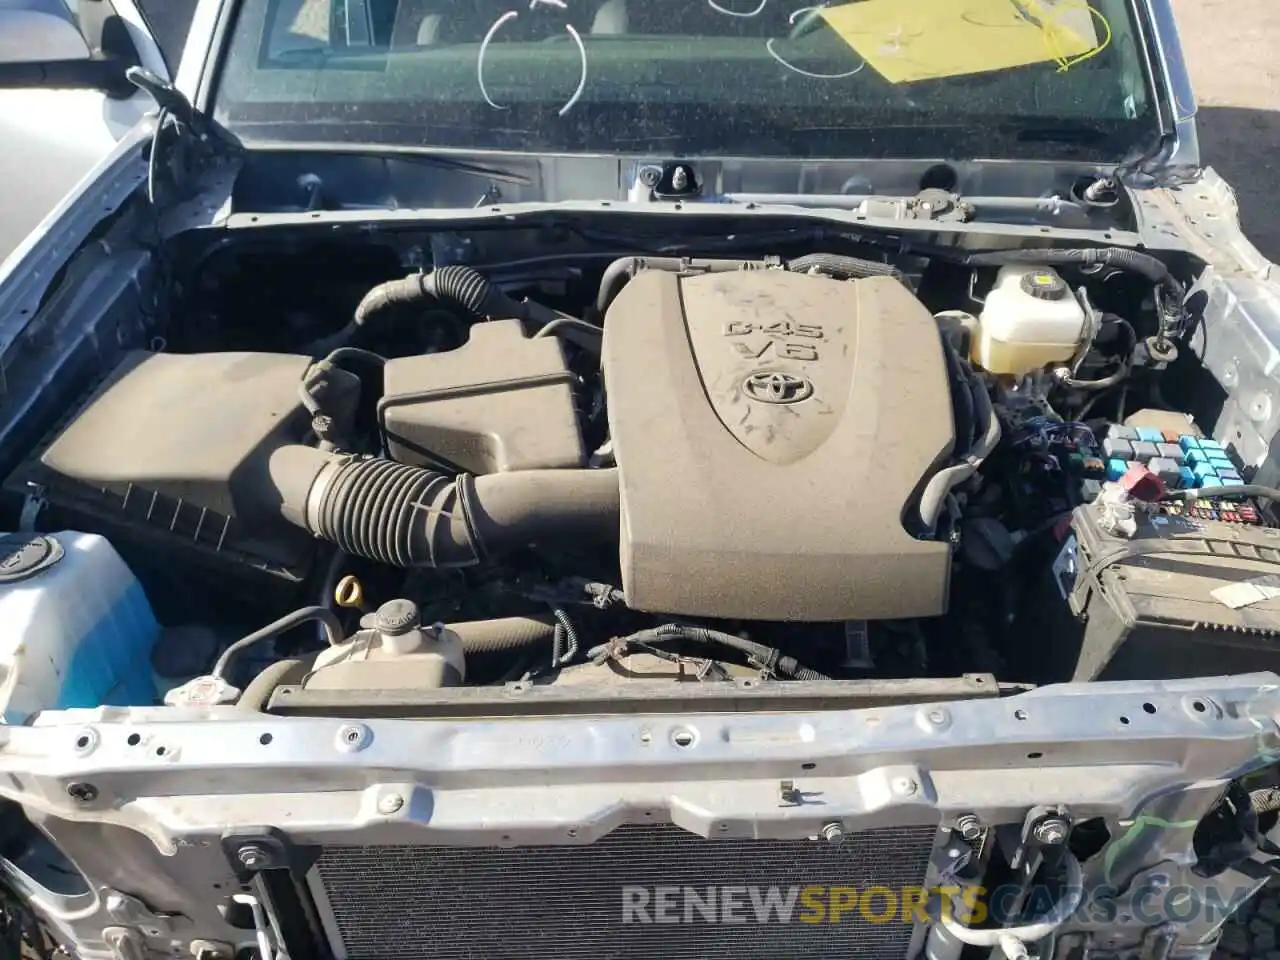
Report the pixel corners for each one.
[212,0,1160,159]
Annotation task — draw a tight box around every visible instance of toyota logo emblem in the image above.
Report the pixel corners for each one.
[741,371,813,404]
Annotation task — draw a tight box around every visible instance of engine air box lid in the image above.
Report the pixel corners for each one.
[602,269,955,621]
[380,319,585,474]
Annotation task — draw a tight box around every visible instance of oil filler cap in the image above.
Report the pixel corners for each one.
[1021,270,1068,300]
[0,534,63,584]
[374,598,420,637]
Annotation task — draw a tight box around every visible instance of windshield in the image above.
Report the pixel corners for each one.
[212,0,1161,160]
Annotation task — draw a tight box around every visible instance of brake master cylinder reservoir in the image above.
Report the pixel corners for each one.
[305,599,466,691]
[973,265,1087,376]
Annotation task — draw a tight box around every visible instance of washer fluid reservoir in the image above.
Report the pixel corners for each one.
[0,532,160,723]
[973,265,1088,377]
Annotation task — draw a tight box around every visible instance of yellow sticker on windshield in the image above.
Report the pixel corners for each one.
[818,0,1106,84]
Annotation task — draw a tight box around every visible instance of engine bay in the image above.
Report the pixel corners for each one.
[6,220,1279,717]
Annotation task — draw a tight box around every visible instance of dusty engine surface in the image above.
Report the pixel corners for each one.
[8,263,963,635]
[604,270,956,620]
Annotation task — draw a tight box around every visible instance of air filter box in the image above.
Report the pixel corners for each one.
[379,319,585,474]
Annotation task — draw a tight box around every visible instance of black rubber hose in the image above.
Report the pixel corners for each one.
[451,616,557,654]
[266,446,620,568]
[786,252,908,284]
[309,266,533,354]
[599,624,830,680]
[212,606,344,681]
[964,247,1180,294]
[550,607,579,666]
[355,265,525,329]
[238,655,314,711]
[964,247,1185,342]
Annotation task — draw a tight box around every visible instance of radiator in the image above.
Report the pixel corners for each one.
[313,823,939,960]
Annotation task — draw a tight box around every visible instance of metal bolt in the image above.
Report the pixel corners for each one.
[955,814,983,841]
[821,822,845,844]
[66,782,98,803]
[336,723,371,752]
[638,166,662,187]
[377,793,404,815]
[892,777,918,797]
[237,845,269,870]
[1033,818,1070,845]
[927,709,947,724]
[671,166,690,192]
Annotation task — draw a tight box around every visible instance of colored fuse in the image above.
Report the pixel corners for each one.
[1208,457,1235,473]
[1178,466,1196,489]
[1131,441,1159,462]
[1136,427,1164,443]
[1219,470,1242,484]
[1193,466,1220,485]
[1196,500,1216,510]
[1109,425,1140,441]
[1106,458,1130,481]
[1186,449,1218,467]
[1200,438,1226,453]
[1201,476,1225,489]
[1104,437,1134,460]
[1179,435,1203,453]
[1156,443,1185,463]
[1148,457,1182,488]
[1162,430,1183,444]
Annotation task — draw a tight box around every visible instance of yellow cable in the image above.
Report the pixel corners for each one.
[1029,0,1112,72]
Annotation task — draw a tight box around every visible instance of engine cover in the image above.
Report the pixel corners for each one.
[602,269,955,621]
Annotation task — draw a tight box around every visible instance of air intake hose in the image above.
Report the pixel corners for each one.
[356,265,526,329]
[267,446,619,567]
[309,266,534,355]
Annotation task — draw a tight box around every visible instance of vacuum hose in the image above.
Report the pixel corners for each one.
[266,446,619,568]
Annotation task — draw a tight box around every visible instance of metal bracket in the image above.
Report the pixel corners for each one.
[102,927,145,960]
[232,894,281,960]
[222,827,318,881]
[103,889,176,937]
[18,487,45,532]
[222,829,331,960]
[998,805,1072,919]
[649,162,703,201]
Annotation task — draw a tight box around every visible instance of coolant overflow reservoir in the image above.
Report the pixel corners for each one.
[973,265,1087,376]
[305,599,466,691]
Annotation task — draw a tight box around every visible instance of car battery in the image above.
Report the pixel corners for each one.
[1030,497,1280,682]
